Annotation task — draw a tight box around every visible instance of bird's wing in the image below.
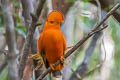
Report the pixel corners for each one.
[37,33,49,68]
[41,49,49,68]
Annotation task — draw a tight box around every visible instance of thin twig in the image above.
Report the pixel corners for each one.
[79,43,107,80]
[73,0,103,78]
[19,0,46,80]
[93,2,120,30]
[37,2,120,80]
[80,63,102,80]
[71,0,103,79]
[71,68,82,80]
[71,24,108,80]
[95,0,107,61]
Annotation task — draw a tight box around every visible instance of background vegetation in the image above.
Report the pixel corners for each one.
[0,0,120,80]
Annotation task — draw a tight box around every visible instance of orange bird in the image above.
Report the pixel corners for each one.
[31,10,67,78]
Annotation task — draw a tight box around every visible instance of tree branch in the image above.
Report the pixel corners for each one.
[70,0,103,79]
[90,0,120,24]
[37,2,120,80]
[112,11,120,23]
[18,0,46,80]
[20,0,43,80]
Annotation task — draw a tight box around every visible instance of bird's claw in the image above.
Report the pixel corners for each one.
[29,54,42,70]
[34,61,42,70]
[50,64,55,71]
[29,54,41,60]
[60,56,65,64]
[67,46,73,49]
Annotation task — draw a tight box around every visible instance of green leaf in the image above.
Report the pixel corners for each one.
[83,0,92,2]
[68,0,76,3]
[15,25,27,38]
[0,66,8,80]
[16,15,21,24]
[81,16,94,30]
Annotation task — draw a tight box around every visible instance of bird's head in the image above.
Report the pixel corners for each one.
[43,11,64,31]
[47,10,64,26]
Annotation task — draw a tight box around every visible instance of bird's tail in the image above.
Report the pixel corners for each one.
[52,70,62,78]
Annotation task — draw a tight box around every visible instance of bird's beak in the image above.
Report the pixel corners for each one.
[57,21,64,24]
[61,20,64,23]
[60,19,64,23]
[56,19,64,24]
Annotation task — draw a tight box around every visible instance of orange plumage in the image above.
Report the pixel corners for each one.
[37,10,67,77]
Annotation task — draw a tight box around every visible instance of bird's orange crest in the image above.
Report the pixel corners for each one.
[47,10,64,23]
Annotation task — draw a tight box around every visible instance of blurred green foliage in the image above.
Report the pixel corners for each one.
[108,16,120,80]
[81,16,95,29]
[0,7,4,28]
[83,0,92,2]
[68,0,76,3]
[15,15,27,38]
[70,1,120,80]
[0,66,8,80]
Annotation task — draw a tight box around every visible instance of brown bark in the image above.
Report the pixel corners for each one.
[90,0,120,23]
[19,0,46,79]
[20,0,48,79]
[90,0,115,9]
[20,0,35,79]
[52,0,72,15]
[23,58,33,80]
[1,0,18,80]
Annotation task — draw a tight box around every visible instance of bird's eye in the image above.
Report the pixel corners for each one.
[50,21,54,24]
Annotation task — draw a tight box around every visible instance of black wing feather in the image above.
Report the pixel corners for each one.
[41,49,49,68]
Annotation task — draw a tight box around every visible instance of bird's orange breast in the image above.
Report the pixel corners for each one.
[42,29,64,64]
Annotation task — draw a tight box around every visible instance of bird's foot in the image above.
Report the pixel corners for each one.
[67,46,73,49]
[34,60,42,70]
[50,64,55,71]
[29,54,41,60]
[60,56,65,64]
[29,54,42,70]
